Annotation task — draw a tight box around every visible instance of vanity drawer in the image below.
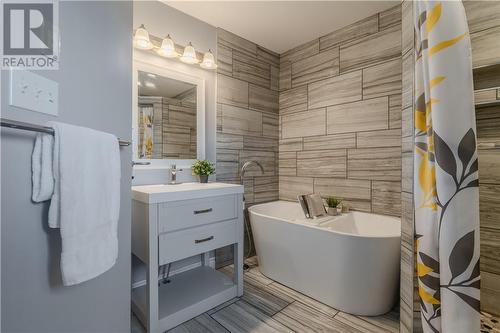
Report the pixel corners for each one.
[158,219,238,265]
[158,195,238,233]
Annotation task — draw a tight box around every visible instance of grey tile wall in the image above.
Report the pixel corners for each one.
[278,4,402,218]
[477,105,500,316]
[466,5,500,311]
[339,25,401,73]
[214,1,500,322]
[291,47,339,87]
[470,26,500,68]
[399,1,419,331]
[320,15,379,50]
[138,94,197,159]
[216,28,280,266]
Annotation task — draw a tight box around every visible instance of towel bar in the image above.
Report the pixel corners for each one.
[0,118,131,146]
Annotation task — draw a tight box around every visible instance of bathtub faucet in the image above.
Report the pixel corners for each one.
[240,160,264,185]
[240,160,264,271]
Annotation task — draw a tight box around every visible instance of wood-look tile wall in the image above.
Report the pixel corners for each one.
[278,5,403,216]
[464,0,500,316]
[216,28,279,199]
[400,1,420,332]
[138,94,197,159]
[216,28,280,266]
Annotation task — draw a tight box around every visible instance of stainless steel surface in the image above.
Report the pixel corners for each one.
[169,164,183,184]
[194,208,213,215]
[132,161,151,166]
[240,160,264,185]
[239,160,265,264]
[0,118,131,146]
[194,236,214,244]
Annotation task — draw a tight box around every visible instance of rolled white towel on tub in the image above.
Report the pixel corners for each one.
[32,121,121,286]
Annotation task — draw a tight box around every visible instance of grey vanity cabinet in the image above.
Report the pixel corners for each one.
[131,184,244,333]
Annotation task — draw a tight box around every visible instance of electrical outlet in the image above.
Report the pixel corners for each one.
[9,70,58,116]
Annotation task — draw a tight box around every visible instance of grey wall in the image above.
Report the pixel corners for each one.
[1,2,132,332]
[133,1,217,167]
[131,1,218,285]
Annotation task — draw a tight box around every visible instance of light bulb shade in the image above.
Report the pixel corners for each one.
[180,43,199,64]
[133,24,153,50]
[200,49,217,69]
[157,35,178,58]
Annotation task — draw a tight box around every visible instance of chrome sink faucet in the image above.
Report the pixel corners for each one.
[170,164,182,185]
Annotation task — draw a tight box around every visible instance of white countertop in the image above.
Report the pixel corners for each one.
[132,182,244,203]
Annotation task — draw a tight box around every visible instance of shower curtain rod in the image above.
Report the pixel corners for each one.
[0,118,131,146]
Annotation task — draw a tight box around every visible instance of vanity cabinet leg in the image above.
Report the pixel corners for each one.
[234,193,244,296]
[146,204,159,333]
[234,242,244,296]
[202,252,210,267]
[146,263,159,333]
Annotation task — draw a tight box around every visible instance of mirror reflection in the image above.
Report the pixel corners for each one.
[137,70,197,159]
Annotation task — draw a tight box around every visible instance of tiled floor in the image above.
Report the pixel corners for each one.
[132,257,399,333]
[131,257,500,333]
[482,312,500,333]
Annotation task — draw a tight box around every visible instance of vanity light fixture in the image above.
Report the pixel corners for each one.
[133,24,153,50]
[180,42,200,64]
[200,49,218,69]
[157,34,178,58]
[133,27,217,70]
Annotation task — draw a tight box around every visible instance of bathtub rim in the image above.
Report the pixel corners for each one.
[248,200,401,240]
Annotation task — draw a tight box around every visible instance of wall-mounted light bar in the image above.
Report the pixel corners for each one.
[133,25,217,70]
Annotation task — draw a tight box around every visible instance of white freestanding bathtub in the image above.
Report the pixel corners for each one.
[248,200,401,316]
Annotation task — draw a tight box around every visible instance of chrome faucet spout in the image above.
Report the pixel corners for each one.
[169,164,183,185]
[240,160,264,185]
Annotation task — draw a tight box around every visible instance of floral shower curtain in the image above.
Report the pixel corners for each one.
[140,105,154,159]
[414,1,480,332]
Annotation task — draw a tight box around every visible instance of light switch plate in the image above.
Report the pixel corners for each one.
[9,70,58,116]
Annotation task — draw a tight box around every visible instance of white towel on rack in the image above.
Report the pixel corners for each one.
[32,121,121,286]
[32,133,55,202]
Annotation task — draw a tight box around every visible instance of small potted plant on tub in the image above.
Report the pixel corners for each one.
[325,196,342,216]
[192,159,215,183]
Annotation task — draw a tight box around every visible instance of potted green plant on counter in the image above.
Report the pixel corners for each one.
[192,160,215,183]
[325,196,342,216]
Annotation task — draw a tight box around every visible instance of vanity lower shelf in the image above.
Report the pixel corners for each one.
[132,266,237,331]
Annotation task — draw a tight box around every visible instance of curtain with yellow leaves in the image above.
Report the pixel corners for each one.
[140,105,154,159]
[414,1,480,332]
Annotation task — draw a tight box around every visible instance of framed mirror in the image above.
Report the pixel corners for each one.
[132,60,205,166]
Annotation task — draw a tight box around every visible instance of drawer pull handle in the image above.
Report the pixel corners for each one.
[194,208,213,215]
[195,236,214,244]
